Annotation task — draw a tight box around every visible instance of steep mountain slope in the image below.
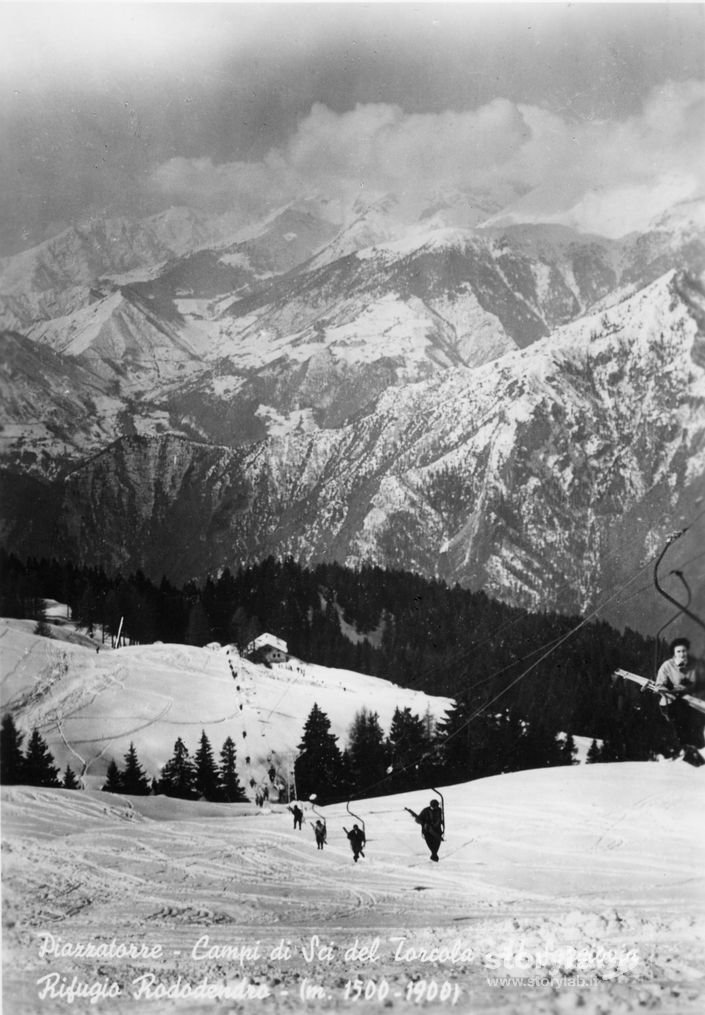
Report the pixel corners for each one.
[0,331,123,476]
[0,209,224,331]
[216,226,592,356]
[30,285,205,385]
[0,617,452,791]
[0,204,337,336]
[5,272,702,643]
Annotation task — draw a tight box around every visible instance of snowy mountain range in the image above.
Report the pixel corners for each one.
[1,194,704,642]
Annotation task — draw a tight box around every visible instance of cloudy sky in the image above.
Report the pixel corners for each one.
[1,2,704,254]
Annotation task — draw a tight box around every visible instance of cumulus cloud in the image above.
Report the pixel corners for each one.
[150,80,705,238]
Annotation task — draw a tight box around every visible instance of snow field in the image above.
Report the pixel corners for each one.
[2,617,704,1012]
[2,762,704,1014]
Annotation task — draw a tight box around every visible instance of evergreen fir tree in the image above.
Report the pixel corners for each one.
[347,708,388,796]
[121,742,150,795]
[559,732,578,766]
[434,697,475,782]
[435,699,527,783]
[586,739,603,764]
[600,736,625,762]
[23,728,60,787]
[63,764,80,789]
[218,736,248,802]
[386,706,433,793]
[194,730,219,800]
[338,748,355,801]
[159,737,196,799]
[294,703,345,803]
[102,759,123,793]
[0,713,25,784]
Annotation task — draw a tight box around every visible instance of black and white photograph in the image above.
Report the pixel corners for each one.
[1,1,704,1012]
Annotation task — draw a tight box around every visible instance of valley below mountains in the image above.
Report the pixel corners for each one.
[1,196,704,644]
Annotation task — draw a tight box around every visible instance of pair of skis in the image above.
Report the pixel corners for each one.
[613,669,705,767]
[614,668,705,716]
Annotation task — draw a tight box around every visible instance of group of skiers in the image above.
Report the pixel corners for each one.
[288,804,369,860]
[287,796,445,863]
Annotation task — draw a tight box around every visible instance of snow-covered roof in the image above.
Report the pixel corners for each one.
[249,633,288,654]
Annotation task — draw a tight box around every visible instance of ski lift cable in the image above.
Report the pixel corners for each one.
[398,504,705,687]
[328,520,704,808]
[297,509,705,810]
[330,558,655,841]
[356,522,689,702]
[342,576,649,803]
[439,550,664,749]
[230,515,705,780]
[457,629,578,694]
[346,549,661,803]
[266,511,705,811]
[429,549,661,776]
[387,506,705,706]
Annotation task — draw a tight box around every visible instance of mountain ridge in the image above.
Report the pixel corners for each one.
[1,196,704,645]
[3,270,703,645]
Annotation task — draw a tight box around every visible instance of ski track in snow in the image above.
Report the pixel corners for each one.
[3,761,705,1014]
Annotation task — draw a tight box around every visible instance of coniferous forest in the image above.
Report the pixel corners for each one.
[0,550,686,796]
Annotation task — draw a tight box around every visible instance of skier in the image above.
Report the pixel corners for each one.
[311,819,327,849]
[343,823,366,862]
[289,804,303,830]
[405,798,444,862]
[655,637,703,762]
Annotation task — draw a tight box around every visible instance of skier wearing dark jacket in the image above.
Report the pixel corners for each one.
[311,819,327,849]
[405,799,444,862]
[343,824,366,862]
